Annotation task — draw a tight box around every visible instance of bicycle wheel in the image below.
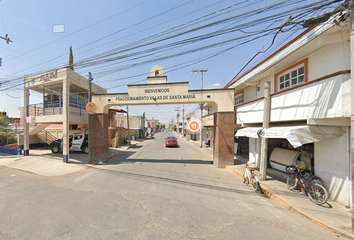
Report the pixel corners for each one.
[307,184,328,205]
[250,174,260,192]
[242,169,249,184]
[286,175,298,191]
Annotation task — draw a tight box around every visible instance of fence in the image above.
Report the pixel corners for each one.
[27,101,87,117]
[0,146,22,155]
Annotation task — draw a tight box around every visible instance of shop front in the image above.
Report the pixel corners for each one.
[235,124,350,207]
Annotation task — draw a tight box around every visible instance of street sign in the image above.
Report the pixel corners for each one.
[188,119,202,133]
[86,102,97,114]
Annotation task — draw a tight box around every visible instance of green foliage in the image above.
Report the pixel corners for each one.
[0,117,6,126]
[0,129,17,146]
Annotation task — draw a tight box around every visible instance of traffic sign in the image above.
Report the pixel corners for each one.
[188,119,202,133]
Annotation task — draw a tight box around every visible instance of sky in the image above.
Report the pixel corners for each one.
[0,0,344,125]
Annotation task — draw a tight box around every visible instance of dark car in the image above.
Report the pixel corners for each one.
[165,136,178,147]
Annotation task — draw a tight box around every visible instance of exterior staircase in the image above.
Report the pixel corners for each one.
[29,124,50,135]
[36,129,57,145]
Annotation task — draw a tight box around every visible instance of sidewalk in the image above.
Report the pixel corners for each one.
[182,136,354,239]
[0,140,142,177]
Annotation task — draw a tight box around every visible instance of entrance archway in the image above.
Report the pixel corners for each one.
[91,66,235,168]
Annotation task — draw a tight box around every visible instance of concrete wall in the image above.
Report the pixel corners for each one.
[314,127,350,207]
[248,138,260,166]
[116,115,142,129]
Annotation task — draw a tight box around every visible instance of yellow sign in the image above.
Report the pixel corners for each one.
[86,102,97,114]
[0,112,2,117]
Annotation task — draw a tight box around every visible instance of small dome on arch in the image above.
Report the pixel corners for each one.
[150,65,164,77]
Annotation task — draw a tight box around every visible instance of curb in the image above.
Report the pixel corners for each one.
[107,143,137,160]
[82,143,139,170]
[177,133,214,160]
[195,147,213,160]
[225,166,353,239]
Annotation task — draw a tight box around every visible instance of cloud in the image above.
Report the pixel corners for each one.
[207,83,221,88]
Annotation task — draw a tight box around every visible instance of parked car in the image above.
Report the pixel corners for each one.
[49,133,89,154]
[165,136,178,147]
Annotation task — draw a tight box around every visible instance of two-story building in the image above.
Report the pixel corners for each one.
[227,12,350,206]
[22,67,106,162]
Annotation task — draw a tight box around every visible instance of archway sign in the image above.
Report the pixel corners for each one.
[91,65,235,168]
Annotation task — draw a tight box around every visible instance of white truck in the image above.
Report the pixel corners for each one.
[49,133,89,154]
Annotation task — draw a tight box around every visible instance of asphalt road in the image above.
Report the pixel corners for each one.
[0,132,348,239]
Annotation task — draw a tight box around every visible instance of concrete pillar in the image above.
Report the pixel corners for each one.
[260,81,271,180]
[92,113,109,162]
[213,112,234,168]
[23,78,29,156]
[350,0,354,228]
[62,71,70,163]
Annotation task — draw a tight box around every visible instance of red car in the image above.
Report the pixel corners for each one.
[165,136,178,147]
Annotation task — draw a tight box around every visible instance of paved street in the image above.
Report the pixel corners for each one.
[0,132,348,239]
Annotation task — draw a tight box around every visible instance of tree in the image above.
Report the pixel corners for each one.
[0,117,6,126]
[69,46,74,70]
[0,129,17,146]
[0,117,17,146]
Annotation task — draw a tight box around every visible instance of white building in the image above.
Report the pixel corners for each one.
[23,67,106,162]
[227,12,350,206]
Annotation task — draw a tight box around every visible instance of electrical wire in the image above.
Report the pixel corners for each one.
[0,0,344,92]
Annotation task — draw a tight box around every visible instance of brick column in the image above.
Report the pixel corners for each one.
[92,113,109,162]
[213,112,234,168]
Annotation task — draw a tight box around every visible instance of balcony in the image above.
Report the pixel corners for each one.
[236,76,348,125]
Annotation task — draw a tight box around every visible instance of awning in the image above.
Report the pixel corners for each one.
[261,125,345,148]
[235,127,262,138]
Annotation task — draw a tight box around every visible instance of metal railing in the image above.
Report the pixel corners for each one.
[27,101,87,117]
[36,129,57,145]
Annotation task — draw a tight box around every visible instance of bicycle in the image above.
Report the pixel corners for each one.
[242,161,260,192]
[286,165,328,205]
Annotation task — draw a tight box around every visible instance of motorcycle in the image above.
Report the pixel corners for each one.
[205,138,211,147]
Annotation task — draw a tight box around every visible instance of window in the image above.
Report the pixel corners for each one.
[275,59,307,92]
[234,92,243,106]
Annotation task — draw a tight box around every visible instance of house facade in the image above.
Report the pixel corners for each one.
[227,13,351,206]
[116,114,144,140]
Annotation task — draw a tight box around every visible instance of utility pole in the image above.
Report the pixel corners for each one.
[175,107,180,133]
[143,112,146,139]
[259,81,271,181]
[191,68,208,148]
[88,72,93,164]
[127,106,131,145]
[0,34,12,44]
[349,0,354,230]
[182,104,185,137]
